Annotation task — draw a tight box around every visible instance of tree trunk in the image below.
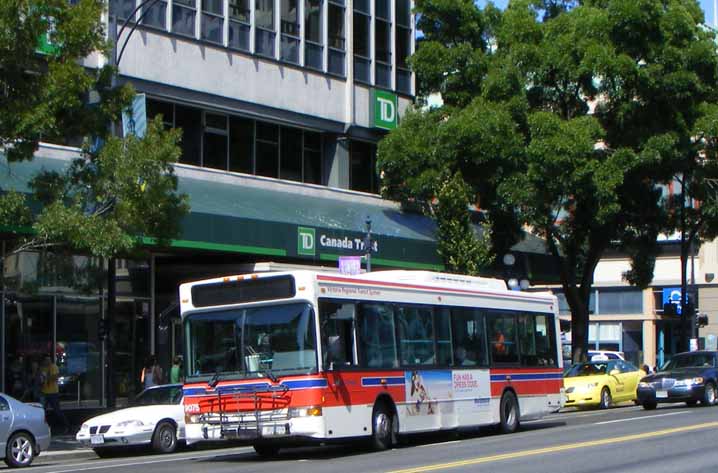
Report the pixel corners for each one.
[565,286,590,363]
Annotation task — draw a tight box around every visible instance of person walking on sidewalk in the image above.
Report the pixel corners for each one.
[141,355,163,389]
[170,355,183,384]
[40,354,69,433]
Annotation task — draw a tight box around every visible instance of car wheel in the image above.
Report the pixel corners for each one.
[599,387,612,410]
[702,382,717,406]
[371,403,393,450]
[253,444,280,458]
[152,421,178,454]
[499,391,520,434]
[643,401,657,410]
[4,431,35,468]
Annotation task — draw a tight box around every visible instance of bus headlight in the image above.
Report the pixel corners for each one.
[185,414,200,424]
[289,406,322,417]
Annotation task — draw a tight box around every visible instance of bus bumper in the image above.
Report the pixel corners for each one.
[185,416,325,444]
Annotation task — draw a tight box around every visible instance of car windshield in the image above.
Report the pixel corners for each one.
[185,302,317,379]
[662,353,716,370]
[565,362,608,377]
[134,385,182,405]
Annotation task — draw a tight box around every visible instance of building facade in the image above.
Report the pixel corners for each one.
[1,0,423,411]
[546,238,718,369]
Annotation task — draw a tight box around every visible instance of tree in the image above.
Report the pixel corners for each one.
[0,0,189,260]
[378,0,718,361]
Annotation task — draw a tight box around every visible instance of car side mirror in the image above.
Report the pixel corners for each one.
[609,369,620,376]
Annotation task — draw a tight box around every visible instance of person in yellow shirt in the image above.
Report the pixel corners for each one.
[40,355,68,433]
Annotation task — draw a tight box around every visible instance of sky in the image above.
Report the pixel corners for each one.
[477,1,717,27]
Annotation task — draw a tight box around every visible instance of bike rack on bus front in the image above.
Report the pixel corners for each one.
[210,383,291,440]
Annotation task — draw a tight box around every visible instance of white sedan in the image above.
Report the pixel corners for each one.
[76,384,185,457]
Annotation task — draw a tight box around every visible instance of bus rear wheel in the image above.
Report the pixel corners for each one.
[371,404,393,450]
[499,391,520,434]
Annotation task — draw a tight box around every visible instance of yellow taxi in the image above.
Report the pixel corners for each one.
[563,360,646,409]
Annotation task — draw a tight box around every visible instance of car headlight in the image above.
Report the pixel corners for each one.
[116,419,145,428]
[674,377,704,387]
[639,382,650,388]
[565,387,575,394]
[80,424,89,432]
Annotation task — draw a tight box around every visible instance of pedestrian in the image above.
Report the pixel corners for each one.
[40,354,69,434]
[642,364,653,375]
[170,355,183,384]
[141,355,163,389]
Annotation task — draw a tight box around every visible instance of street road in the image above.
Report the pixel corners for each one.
[28,404,718,473]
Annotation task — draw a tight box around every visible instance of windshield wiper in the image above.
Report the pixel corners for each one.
[208,369,222,389]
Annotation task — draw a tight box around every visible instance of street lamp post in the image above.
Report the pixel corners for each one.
[363,218,373,272]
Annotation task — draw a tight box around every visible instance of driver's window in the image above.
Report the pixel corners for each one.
[319,300,358,369]
[0,396,9,411]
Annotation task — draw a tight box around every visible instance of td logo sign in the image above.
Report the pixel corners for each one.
[298,227,316,256]
[371,89,398,130]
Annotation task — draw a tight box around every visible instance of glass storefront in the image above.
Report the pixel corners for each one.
[1,250,152,408]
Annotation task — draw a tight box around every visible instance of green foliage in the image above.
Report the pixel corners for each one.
[28,118,189,258]
[0,0,188,260]
[380,0,718,361]
[435,173,493,275]
[0,0,132,161]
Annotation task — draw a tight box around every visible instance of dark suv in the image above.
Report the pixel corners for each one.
[637,351,718,409]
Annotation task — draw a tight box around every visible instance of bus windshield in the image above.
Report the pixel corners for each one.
[185,302,317,380]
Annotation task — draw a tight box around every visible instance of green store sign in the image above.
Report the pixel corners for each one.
[371,89,398,130]
[36,16,60,56]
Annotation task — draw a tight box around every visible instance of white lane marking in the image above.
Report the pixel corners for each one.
[37,447,254,473]
[542,406,642,420]
[417,440,461,448]
[593,411,690,425]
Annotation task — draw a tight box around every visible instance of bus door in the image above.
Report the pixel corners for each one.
[319,300,362,437]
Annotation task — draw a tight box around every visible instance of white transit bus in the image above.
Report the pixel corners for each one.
[179,270,563,456]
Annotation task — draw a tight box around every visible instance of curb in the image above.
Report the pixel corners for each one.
[36,450,98,464]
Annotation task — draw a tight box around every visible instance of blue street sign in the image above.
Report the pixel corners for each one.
[662,287,682,315]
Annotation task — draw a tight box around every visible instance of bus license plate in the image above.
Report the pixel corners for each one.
[90,435,104,445]
[656,390,668,399]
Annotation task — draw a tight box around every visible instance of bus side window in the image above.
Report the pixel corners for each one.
[319,300,357,369]
[358,303,399,369]
[450,308,487,367]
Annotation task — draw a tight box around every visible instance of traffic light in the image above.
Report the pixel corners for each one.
[696,314,709,328]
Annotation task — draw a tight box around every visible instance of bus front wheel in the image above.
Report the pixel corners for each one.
[499,391,520,434]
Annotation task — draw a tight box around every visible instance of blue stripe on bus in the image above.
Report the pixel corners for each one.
[361,377,406,387]
[490,373,563,382]
[183,379,327,396]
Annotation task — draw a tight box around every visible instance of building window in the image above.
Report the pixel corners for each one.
[395,0,411,94]
[201,0,224,43]
[255,0,276,57]
[175,105,202,166]
[375,0,391,89]
[203,112,229,170]
[327,1,345,75]
[146,98,323,185]
[304,0,323,70]
[598,289,643,315]
[303,131,322,184]
[281,0,300,63]
[350,140,378,193]
[353,0,371,83]
[229,0,251,50]
[173,0,197,37]
[111,0,136,20]
[142,0,167,29]
[230,116,254,173]
[255,122,279,177]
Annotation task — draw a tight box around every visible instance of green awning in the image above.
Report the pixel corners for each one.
[0,150,443,270]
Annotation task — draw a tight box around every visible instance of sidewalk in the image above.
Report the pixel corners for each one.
[37,433,97,463]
